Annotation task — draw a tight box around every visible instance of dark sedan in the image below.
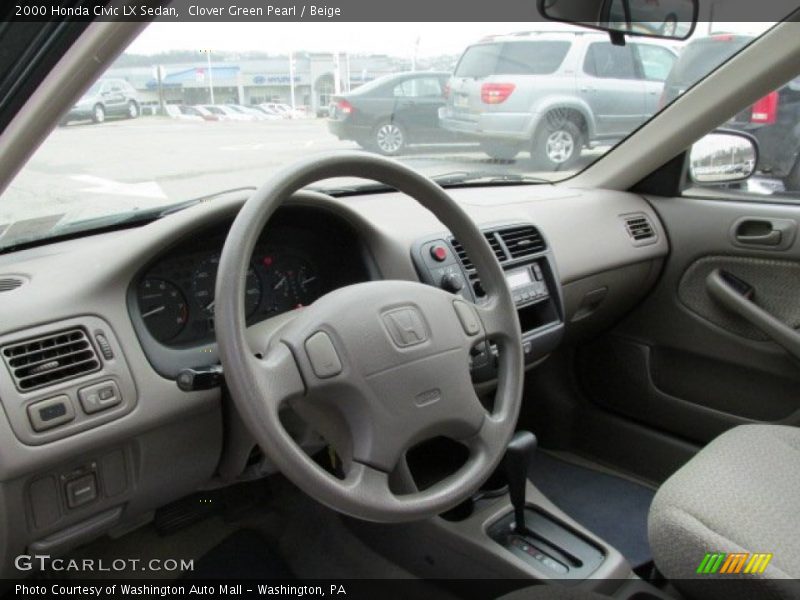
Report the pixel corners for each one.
[327,71,458,155]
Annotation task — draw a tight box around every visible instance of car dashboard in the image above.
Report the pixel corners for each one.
[0,184,667,573]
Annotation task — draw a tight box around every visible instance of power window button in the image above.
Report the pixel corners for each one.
[65,474,98,509]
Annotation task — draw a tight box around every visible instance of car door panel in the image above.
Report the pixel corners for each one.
[575,195,800,445]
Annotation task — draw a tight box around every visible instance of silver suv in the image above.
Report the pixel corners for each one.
[440,31,678,168]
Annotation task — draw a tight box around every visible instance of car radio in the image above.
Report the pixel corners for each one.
[411,224,565,379]
[504,262,550,307]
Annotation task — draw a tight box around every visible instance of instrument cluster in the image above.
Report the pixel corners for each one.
[134,211,369,346]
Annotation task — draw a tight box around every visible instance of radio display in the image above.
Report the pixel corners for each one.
[505,268,532,290]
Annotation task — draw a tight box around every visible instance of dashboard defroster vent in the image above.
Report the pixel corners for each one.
[2,328,101,391]
[623,213,657,246]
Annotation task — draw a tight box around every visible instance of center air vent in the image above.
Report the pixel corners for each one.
[498,225,546,258]
[623,213,657,246]
[2,328,101,392]
[450,232,505,271]
[451,224,546,271]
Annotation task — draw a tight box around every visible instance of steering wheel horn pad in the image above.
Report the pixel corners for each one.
[216,152,524,522]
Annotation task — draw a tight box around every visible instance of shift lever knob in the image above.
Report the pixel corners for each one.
[504,431,538,533]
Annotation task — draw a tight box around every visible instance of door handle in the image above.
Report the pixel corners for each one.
[731,217,797,250]
[736,230,782,246]
[706,269,800,362]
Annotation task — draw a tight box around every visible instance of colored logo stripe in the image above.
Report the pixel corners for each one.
[744,553,773,574]
[720,553,748,574]
[697,553,726,574]
[697,552,773,575]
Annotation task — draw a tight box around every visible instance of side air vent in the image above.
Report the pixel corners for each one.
[2,328,101,392]
[623,213,657,246]
[498,225,546,258]
[0,276,26,292]
[450,233,505,271]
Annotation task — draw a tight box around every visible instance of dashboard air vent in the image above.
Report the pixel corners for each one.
[623,213,657,246]
[498,225,546,258]
[2,328,101,391]
[450,233,505,271]
[0,276,25,292]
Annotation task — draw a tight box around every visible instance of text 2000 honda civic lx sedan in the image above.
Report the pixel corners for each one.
[1,1,799,599]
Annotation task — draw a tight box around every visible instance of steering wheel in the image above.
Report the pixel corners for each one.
[215,152,524,522]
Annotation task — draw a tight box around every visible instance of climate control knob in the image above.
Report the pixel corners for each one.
[440,273,465,292]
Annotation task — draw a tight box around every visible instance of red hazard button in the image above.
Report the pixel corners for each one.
[430,245,448,262]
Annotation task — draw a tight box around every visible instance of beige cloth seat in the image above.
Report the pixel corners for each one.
[648,424,800,600]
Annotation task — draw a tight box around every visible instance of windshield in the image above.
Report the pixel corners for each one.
[0,18,782,250]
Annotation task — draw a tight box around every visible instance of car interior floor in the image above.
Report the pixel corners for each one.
[529,450,657,572]
[41,475,456,587]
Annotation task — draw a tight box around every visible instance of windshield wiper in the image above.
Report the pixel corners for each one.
[431,171,552,186]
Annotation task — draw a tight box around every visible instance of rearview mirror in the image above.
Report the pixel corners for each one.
[689,131,758,184]
[538,0,698,40]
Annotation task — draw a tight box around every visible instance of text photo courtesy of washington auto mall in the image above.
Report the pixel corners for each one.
[1,0,800,599]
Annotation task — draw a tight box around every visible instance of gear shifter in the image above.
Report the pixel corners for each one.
[503,430,537,533]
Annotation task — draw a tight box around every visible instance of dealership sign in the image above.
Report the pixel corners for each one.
[251,74,307,85]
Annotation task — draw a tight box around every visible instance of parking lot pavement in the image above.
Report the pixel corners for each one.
[1,116,605,226]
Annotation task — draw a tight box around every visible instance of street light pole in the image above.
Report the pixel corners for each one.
[200,49,215,104]
[289,51,296,111]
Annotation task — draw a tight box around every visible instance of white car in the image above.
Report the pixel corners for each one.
[225,104,269,121]
[199,105,250,121]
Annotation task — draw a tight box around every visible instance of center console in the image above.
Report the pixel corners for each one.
[411,223,564,380]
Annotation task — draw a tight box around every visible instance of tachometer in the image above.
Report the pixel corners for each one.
[269,256,321,310]
[137,278,188,342]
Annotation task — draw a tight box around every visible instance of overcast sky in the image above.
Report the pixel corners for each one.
[126,21,775,58]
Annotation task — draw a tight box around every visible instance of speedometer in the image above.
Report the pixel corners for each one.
[192,254,262,317]
[137,278,188,342]
[192,255,219,315]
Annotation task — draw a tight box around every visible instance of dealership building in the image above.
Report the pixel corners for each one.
[104,52,424,114]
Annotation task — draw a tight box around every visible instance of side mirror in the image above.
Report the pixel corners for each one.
[538,0,698,41]
[689,131,759,184]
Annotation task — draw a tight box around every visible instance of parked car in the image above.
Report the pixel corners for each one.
[191,105,222,121]
[164,105,207,122]
[225,104,268,121]
[662,33,800,190]
[199,104,254,121]
[254,104,285,119]
[62,78,141,124]
[439,31,678,167]
[259,102,290,118]
[327,71,458,155]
